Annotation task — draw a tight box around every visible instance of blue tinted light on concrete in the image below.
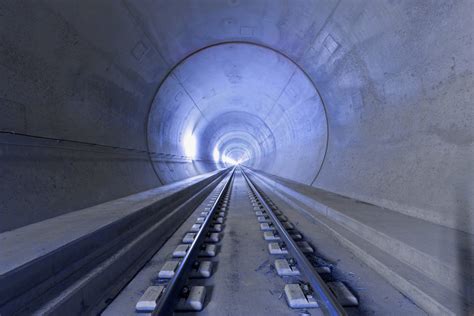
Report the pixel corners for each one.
[0,1,472,236]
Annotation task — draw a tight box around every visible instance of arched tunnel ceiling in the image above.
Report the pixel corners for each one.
[147,43,328,184]
[0,0,472,233]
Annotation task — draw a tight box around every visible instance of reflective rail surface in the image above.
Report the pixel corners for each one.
[241,167,347,316]
[152,167,235,315]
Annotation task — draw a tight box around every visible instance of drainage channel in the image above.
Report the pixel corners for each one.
[134,168,235,315]
[241,168,358,316]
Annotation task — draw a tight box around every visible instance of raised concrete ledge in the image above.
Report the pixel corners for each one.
[0,169,220,273]
[247,169,473,315]
[0,169,227,314]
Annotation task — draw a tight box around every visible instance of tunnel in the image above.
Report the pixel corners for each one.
[0,1,473,315]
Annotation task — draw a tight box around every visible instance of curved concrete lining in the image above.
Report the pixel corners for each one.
[147,43,328,184]
[0,0,472,235]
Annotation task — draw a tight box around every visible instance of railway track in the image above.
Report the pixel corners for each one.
[133,167,357,315]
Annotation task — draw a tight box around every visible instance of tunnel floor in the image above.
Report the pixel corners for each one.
[103,169,424,315]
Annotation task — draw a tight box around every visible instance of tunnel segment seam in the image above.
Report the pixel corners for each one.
[144,41,330,186]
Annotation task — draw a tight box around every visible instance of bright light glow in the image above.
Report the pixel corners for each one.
[212,147,220,163]
[222,154,239,165]
[183,133,197,159]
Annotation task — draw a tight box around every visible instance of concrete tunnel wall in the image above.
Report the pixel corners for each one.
[0,0,472,233]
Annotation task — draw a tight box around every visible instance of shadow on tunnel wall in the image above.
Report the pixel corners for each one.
[456,161,474,315]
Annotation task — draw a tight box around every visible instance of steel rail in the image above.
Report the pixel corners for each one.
[241,167,346,316]
[152,167,235,315]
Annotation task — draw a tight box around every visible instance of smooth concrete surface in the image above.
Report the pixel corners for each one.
[0,170,225,315]
[248,169,473,315]
[0,1,472,315]
[1,1,472,234]
[147,43,327,184]
[0,170,222,275]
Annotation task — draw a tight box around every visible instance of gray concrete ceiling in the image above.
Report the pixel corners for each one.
[0,0,472,233]
[147,42,327,183]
